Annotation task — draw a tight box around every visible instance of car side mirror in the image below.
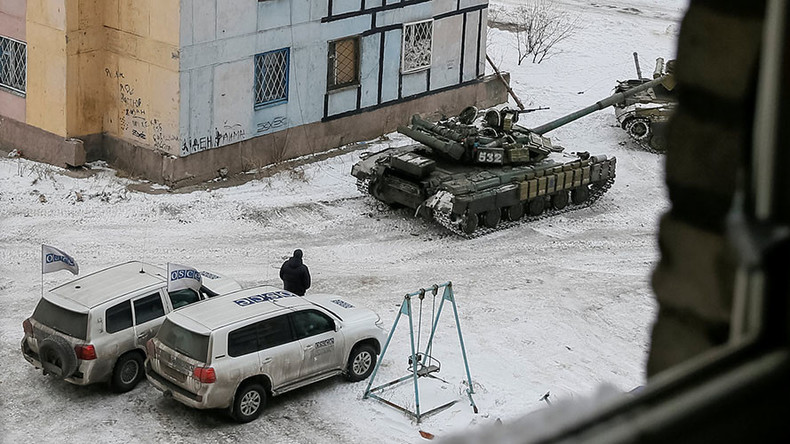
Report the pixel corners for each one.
[335,322,341,332]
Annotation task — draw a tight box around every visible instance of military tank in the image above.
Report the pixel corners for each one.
[613,55,677,151]
[351,76,670,237]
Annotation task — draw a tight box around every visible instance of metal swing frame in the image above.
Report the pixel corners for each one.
[363,281,478,422]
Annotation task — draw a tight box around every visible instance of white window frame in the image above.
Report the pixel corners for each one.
[0,34,27,96]
[401,19,434,74]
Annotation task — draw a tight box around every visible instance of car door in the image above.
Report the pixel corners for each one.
[252,314,303,389]
[290,309,345,379]
[132,290,167,349]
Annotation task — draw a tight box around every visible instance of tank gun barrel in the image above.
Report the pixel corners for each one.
[529,75,670,135]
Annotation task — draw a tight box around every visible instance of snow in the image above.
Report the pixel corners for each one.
[0,1,687,442]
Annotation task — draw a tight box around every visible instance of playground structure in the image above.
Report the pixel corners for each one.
[363,282,477,422]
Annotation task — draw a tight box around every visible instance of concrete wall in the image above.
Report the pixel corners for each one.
[0,0,26,122]
[101,0,181,155]
[178,0,489,161]
[103,73,508,187]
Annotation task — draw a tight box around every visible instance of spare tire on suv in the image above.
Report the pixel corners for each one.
[39,336,78,379]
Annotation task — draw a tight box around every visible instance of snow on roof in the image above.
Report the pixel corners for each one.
[47,261,166,309]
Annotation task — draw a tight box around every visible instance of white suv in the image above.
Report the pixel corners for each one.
[145,286,387,422]
[21,261,241,392]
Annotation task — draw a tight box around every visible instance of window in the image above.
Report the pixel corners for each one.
[158,319,209,362]
[32,299,88,340]
[228,315,293,357]
[168,289,200,309]
[327,37,359,90]
[0,35,26,95]
[228,323,259,357]
[133,293,165,324]
[291,310,334,340]
[106,301,133,334]
[401,20,433,74]
[254,48,289,108]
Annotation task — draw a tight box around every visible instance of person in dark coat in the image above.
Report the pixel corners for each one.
[280,249,311,296]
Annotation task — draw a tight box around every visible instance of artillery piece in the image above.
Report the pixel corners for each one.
[351,75,672,236]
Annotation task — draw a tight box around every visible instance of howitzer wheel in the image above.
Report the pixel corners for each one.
[528,198,545,216]
[507,203,524,221]
[551,191,569,210]
[483,209,501,228]
[460,212,478,235]
[571,186,590,205]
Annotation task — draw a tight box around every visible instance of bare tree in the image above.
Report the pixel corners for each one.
[513,0,580,64]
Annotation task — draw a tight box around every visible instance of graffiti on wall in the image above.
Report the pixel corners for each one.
[181,122,250,156]
[108,67,179,153]
[256,116,287,134]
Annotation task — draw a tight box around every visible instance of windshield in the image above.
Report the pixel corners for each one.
[157,318,209,362]
[32,298,88,340]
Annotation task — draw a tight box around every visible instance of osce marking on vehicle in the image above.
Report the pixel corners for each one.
[234,291,295,307]
[46,254,76,267]
[200,271,220,280]
[315,338,334,348]
[331,299,354,309]
[170,269,202,282]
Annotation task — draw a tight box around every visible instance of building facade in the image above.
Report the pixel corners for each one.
[1,0,506,186]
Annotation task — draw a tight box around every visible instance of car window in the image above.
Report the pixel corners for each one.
[106,301,133,333]
[133,293,165,325]
[228,323,259,357]
[258,315,292,350]
[228,315,294,358]
[32,298,88,340]
[168,289,200,309]
[291,310,334,340]
[157,318,209,362]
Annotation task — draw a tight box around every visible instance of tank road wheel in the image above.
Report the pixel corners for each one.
[571,186,590,205]
[528,198,545,216]
[507,203,525,221]
[460,212,478,235]
[551,191,569,210]
[626,117,651,141]
[483,209,501,228]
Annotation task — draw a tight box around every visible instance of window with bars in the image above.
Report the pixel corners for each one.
[327,37,360,91]
[0,35,26,95]
[401,20,433,74]
[254,48,289,108]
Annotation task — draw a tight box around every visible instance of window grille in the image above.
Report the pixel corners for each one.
[328,37,360,90]
[0,35,26,95]
[401,20,433,74]
[254,48,289,107]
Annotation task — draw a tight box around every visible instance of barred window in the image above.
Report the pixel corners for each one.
[254,48,289,108]
[401,20,433,74]
[327,37,359,91]
[0,35,26,95]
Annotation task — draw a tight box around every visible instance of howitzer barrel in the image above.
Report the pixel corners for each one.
[529,75,670,135]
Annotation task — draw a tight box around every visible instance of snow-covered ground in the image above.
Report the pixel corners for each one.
[0,1,687,442]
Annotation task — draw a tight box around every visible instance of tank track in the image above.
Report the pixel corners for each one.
[432,175,616,238]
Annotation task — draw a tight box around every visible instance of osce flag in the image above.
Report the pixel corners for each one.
[167,263,202,293]
[41,245,79,275]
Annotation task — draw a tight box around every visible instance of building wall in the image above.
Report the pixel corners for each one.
[177,0,489,160]
[0,0,26,122]
[100,0,181,155]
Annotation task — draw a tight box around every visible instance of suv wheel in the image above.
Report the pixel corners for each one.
[232,383,267,423]
[346,344,377,382]
[111,352,144,392]
[39,336,78,379]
